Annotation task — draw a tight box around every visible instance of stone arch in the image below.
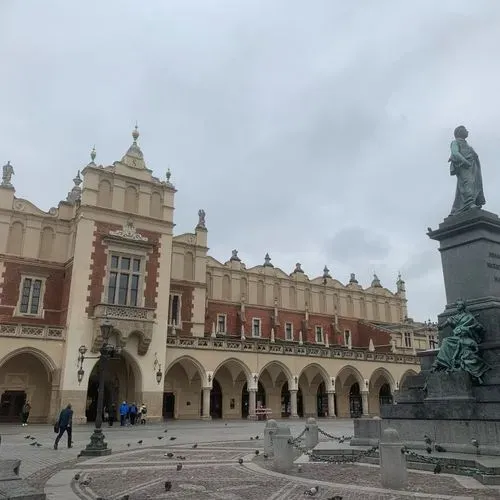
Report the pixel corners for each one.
[213,357,252,386]
[164,355,205,419]
[334,365,365,418]
[0,347,57,423]
[97,179,112,208]
[91,324,152,356]
[183,252,194,281]
[400,369,418,389]
[124,185,138,213]
[369,367,396,416]
[259,361,294,419]
[222,274,231,300]
[85,348,143,422]
[39,226,55,260]
[7,220,24,255]
[258,360,293,387]
[298,362,330,388]
[150,191,162,218]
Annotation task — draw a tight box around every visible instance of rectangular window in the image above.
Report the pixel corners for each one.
[107,255,142,307]
[428,335,437,349]
[404,332,412,348]
[18,277,44,315]
[315,326,324,343]
[344,329,351,347]
[217,314,226,334]
[285,322,293,341]
[252,318,261,337]
[168,294,181,326]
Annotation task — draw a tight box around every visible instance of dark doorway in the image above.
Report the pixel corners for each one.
[349,382,362,418]
[280,382,303,417]
[379,383,393,406]
[316,382,329,417]
[163,392,175,419]
[210,379,223,418]
[241,382,266,418]
[0,390,26,422]
[85,369,113,423]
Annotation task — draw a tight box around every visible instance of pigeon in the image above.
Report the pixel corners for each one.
[225,423,227,426]
[164,429,168,433]
[157,436,164,440]
[426,446,432,454]
[165,452,174,458]
[24,435,31,439]
[424,435,432,446]
[165,481,172,491]
[434,463,442,474]
[30,436,36,440]
[297,465,302,473]
[74,473,80,481]
[127,443,131,447]
[327,496,343,500]
[263,453,268,459]
[192,443,198,449]
[238,458,243,465]
[435,444,446,452]
[80,477,92,486]
[250,437,253,440]
[176,463,182,471]
[30,442,37,446]
[77,453,82,458]
[121,495,129,500]
[169,437,176,441]
[177,456,186,460]
[471,439,479,448]
[255,450,259,455]
[304,486,319,496]
[36,443,42,447]
[255,435,259,440]
[137,440,143,444]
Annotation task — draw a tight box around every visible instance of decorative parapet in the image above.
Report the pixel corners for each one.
[92,304,155,355]
[165,336,419,364]
[0,323,65,340]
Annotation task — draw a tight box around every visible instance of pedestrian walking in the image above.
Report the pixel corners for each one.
[119,400,128,426]
[129,402,138,425]
[20,401,31,426]
[53,403,73,450]
[108,403,116,426]
[139,403,147,425]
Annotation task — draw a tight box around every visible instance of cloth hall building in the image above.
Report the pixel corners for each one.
[0,128,427,424]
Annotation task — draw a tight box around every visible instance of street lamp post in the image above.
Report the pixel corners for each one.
[78,320,120,457]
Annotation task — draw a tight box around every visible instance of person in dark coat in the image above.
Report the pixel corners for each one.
[54,403,73,450]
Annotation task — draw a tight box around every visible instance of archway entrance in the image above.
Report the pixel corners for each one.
[316,382,328,417]
[85,355,138,423]
[209,379,222,418]
[280,382,303,417]
[0,351,52,423]
[379,383,393,406]
[241,382,266,418]
[349,382,362,417]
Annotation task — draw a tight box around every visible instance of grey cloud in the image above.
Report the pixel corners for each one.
[2,0,500,320]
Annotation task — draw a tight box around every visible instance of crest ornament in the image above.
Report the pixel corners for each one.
[109,219,148,242]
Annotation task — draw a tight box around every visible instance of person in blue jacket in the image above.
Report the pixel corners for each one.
[119,400,128,426]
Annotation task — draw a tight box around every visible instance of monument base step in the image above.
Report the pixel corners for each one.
[312,442,500,484]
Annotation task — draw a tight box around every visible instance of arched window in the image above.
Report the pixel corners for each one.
[39,227,55,260]
[183,252,194,280]
[257,280,265,305]
[124,185,138,213]
[7,221,24,255]
[97,179,112,208]
[150,192,162,218]
[222,275,231,300]
[289,286,297,308]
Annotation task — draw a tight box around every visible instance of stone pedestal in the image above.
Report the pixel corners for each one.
[304,418,319,450]
[264,419,278,457]
[379,428,408,490]
[425,371,474,402]
[272,425,294,473]
[0,459,46,499]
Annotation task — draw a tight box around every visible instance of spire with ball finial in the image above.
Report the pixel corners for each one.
[132,122,139,143]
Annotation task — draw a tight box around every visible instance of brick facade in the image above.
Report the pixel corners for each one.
[0,256,67,325]
[86,221,162,316]
[205,299,392,348]
[170,281,195,335]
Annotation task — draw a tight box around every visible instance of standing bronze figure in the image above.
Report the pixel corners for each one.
[448,126,485,216]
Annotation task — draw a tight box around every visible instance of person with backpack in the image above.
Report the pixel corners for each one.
[139,403,147,425]
[119,401,128,426]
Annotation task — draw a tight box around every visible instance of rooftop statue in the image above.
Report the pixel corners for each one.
[448,126,485,216]
[1,161,14,187]
[431,299,490,383]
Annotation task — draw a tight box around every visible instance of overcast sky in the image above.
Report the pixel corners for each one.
[2,1,500,321]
